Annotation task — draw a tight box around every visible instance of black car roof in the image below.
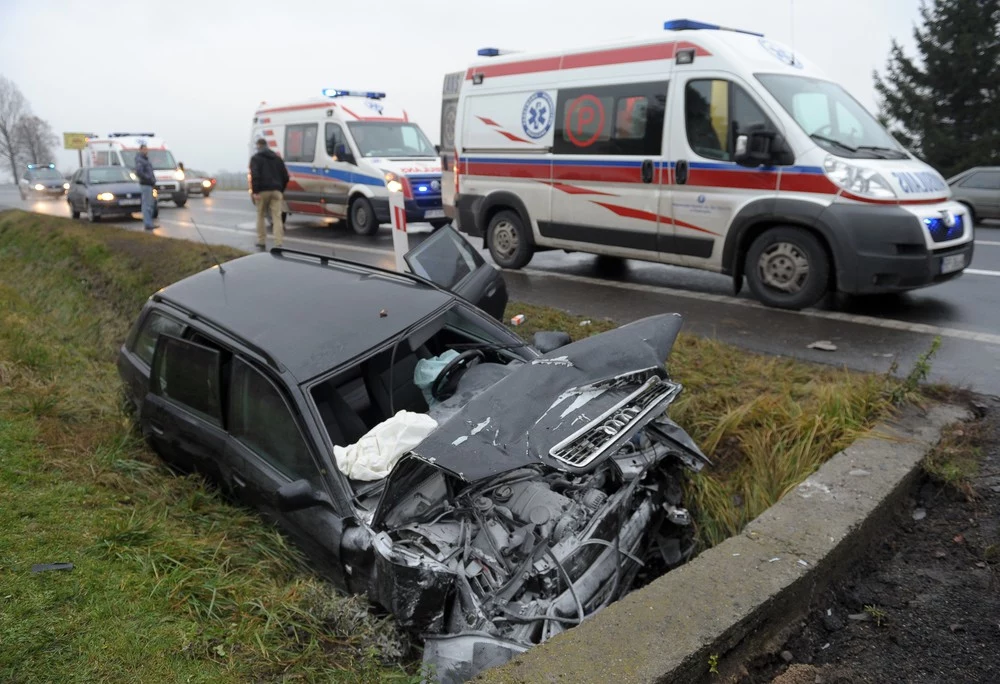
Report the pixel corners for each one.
[154,250,453,382]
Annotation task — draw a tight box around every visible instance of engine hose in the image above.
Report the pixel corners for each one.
[547,549,585,624]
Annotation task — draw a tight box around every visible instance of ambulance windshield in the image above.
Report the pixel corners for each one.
[756,74,908,160]
[120,149,179,170]
[346,122,436,158]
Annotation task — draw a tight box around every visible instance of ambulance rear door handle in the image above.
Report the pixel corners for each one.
[641,159,654,184]
[676,160,689,185]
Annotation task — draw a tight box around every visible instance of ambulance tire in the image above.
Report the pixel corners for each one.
[487,211,533,270]
[349,196,379,236]
[745,227,830,310]
[265,212,288,233]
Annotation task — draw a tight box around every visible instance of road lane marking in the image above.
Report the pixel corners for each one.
[975,240,1000,246]
[965,268,1000,277]
[517,268,1000,346]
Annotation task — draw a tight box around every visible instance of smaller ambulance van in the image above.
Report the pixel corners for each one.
[446,20,974,309]
[84,133,188,207]
[249,90,446,235]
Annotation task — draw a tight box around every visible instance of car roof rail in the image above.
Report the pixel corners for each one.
[267,245,447,292]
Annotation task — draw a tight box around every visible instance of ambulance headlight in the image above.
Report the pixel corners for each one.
[384,171,403,194]
[823,156,896,199]
[174,170,185,181]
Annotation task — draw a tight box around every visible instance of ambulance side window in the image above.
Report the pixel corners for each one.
[325,123,348,158]
[94,151,111,166]
[285,124,318,163]
[685,80,772,161]
[554,82,667,156]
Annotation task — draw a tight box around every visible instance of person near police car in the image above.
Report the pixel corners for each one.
[250,137,290,250]
[134,144,158,231]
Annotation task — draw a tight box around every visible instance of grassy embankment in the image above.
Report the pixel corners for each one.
[0,210,908,681]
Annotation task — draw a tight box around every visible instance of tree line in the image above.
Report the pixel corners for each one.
[0,75,59,184]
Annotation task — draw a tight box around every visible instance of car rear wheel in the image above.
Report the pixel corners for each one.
[745,227,830,310]
[86,201,100,223]
[349,196,379,236]
[487,210,533,269]
[70,200,80,219]
[203,190,212,198]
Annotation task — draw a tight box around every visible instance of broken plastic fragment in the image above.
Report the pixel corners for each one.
[807,340,837,351]
[31,563,73,573]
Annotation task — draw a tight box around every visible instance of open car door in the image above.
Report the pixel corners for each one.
[404,225,508,321]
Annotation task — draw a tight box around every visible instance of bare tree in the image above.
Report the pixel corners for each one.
[0,75,28,184]
[16,115,58,166]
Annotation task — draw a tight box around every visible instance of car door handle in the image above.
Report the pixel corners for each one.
[675,160,689,185]
[641,159,654,184]
[232,474,246,489]
[485,283,497,298]
[148,423,165,436]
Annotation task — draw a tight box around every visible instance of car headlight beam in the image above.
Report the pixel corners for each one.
[96,192,115,201]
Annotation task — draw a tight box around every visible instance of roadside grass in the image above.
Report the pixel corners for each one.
[1,210,905,679]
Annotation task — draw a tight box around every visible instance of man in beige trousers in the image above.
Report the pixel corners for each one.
[249,137,290,251]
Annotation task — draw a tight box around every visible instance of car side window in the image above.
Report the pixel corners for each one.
[151,335,224,427]
[285,123,318,163]
[229,358,318,483]
[325,123,348,158]
[960,171,1000,190]
[685,80,772,161]
[131,311,186,366]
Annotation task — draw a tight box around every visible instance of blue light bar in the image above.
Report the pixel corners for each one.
[108,132,155,137]
[477,47,501,57]
[664,18,764,37]
[321,88,386,100]
[27,163,55,169]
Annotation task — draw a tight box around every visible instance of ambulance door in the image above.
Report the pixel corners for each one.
[282,123,323,215]
[666,74,781,269]
[549,82,668,260]
[322,122,352,217]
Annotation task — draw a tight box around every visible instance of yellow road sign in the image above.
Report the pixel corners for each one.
[63,132,90,150]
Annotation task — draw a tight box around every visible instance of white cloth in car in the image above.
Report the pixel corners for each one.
[413,349,460,407]
[333,410,438,481]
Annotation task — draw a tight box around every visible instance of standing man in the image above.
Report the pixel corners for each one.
[250,137,290,250]
[135,144,157,231]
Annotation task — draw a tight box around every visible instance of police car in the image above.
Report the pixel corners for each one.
[19,163,69,200]
[443,19,973,310]
[249,90,446,235]
[83,133,188,207]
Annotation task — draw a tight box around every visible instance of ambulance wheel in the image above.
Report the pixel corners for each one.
[487,210,533,269]
[349,196,379,236]
[745,227,830,310]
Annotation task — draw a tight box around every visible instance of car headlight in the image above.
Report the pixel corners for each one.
[63,182,70,190]
[202,180,212,187]
[384,171,403,194]
[174,170,185,181]
[96,192,115,201]
[34,183,44,191]
[823,156,896,199]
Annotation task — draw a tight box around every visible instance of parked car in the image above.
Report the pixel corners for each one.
[117,229,707,683]
[19,163,69,200]
[947,166,1000,223]
[67,167,146,222]
[184,169,216,197]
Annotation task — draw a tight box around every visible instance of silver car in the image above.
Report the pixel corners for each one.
[947,166,1000,223]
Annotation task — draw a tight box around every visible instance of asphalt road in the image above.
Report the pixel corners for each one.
[2,186,999,395]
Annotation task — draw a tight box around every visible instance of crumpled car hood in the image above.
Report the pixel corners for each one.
[404,313,684,483]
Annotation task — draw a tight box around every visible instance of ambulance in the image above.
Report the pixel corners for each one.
[83,133,188,207]
[249,90,446,235]
[445,19,974,310]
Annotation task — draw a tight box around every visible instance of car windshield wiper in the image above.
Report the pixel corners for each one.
[809,133,857,153]
[855,145,907,159]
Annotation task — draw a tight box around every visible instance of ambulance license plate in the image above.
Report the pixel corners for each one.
[120,199,142,206]
[940,253,965,274]
[424,209,445,219]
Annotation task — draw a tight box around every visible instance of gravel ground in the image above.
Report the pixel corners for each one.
[740,395,1000,684]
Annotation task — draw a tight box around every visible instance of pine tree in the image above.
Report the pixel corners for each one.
[875,0,1000,178]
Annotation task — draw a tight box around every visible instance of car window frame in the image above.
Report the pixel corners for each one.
[150,333,225,428]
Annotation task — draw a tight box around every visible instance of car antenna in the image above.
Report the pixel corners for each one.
[188,217,226,275]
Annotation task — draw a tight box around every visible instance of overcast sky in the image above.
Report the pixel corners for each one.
[1,0,920,174]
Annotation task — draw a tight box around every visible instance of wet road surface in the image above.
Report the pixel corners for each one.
[2,187,998,395]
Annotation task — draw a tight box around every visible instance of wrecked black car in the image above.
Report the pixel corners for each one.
[118,231,708,683]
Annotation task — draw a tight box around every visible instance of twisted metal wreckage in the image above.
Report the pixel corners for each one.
[351,314,710,682]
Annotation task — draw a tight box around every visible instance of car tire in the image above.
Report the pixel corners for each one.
[744,226,830,310]
[203,190,212,198]
[430,219,451,231]
[349,196,379,236]
[958,202,976,226]
[487,210,534,269]
[173,193,187,208]
[86,201,100,223]
[70,201,80,219]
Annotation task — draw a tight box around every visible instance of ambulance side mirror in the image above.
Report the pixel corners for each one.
[734,128,794,168]
[334,143,355,165]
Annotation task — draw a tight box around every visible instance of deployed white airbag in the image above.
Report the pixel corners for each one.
[333,411,438,481]
[414,349,460,406]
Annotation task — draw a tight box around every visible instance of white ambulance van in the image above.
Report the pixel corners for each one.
[84,133,188,207]
[249,90,446,236]
[447,20,973,309]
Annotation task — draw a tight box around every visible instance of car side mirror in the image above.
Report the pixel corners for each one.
[734,126,794,168]
[334,143,355,165]
[534,331,572,354]
[275,478,327,511]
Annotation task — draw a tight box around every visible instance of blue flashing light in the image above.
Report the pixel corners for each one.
[26,163,55,169]
[663,18,764,37]
[417,185,429,192]
[322,88,386,100]
[923,214,965,243]
[477,48,501,57]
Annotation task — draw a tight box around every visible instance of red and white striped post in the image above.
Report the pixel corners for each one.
[388,189,408,272]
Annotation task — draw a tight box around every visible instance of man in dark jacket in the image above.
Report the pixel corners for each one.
[134,144,157,230]
[250,138,290,250]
